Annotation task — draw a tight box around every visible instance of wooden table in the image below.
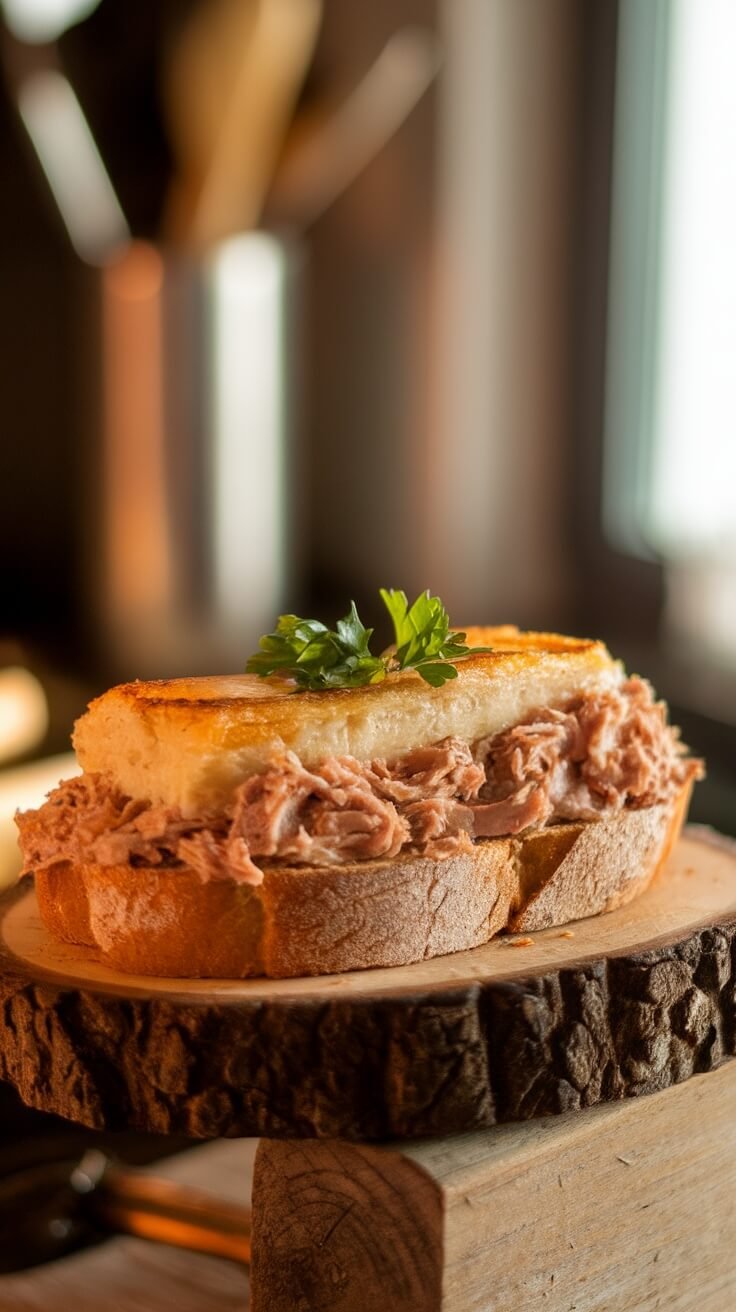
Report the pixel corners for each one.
[0,828,734,1309]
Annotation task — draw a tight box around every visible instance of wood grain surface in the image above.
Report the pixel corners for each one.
[252,1063,736,1311]
[0,829,734,1140]
[251,1140,442,1312]
[0,1139,254,1312]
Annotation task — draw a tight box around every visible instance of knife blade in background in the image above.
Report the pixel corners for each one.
[266,26,441,230]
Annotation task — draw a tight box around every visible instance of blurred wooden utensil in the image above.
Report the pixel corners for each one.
[164,0,321,246]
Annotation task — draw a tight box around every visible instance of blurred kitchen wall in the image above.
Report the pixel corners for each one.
[0,0,733,828]
[309,0,582,630]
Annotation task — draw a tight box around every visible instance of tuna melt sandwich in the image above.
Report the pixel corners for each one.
[16,594,702,979]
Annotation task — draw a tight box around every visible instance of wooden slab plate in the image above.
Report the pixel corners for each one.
[0,828,734,1140]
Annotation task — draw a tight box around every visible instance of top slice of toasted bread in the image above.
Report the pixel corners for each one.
[72,628,622,815]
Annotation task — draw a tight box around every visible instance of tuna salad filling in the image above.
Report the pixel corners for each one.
[17,677,703,887]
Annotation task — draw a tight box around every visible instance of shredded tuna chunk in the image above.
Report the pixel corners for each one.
[475,676,701,828]
[178,831,264,886]
[16,679,703,884]
[229,751,410,865]
[301,756,410,861]
[369,738,485,804]
[402,797,473,846]
[231,752,329,857]
[15,774,261,886]
[470,786,553,837]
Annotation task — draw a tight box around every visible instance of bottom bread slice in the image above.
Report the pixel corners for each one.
[34,785,690,979]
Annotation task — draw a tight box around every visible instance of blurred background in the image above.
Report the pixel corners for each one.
[0,0,734,883]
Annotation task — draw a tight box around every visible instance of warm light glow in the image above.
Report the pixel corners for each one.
[208,233,287,634]
[101,243,171,637]
[0,668,48,765]
[604,0,736,661]
[17,69,128,262]
[650,0,736,554]
[2,0,99,43]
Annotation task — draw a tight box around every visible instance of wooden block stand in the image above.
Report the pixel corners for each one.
[1,829,735,1310]
[252,1062,736,1311]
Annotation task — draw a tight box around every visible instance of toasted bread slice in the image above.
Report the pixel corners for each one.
[73,627,622,815]
[34,783,689,979]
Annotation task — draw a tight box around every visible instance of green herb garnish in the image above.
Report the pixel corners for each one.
[246,590,492,690]
[245,605,386,690]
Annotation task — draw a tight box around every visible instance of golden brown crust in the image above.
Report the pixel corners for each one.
[34,786,691,980]
[72,627,622,815]
[509,783,691,933]
[35,862,94,948]
[79,628,607,720]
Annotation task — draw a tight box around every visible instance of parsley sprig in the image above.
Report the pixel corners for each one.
[246,589,492,690]
[245,605,385,689]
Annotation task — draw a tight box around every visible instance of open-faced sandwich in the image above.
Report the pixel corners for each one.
[16,591,703,978]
